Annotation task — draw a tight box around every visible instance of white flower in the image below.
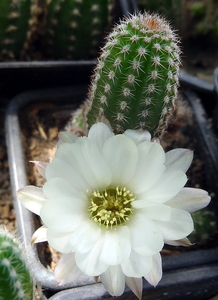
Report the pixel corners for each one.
[18,122,210,299]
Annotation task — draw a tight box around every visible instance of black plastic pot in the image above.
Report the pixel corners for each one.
[180,71,217,117]
[0,61,95,100]
[5,83,218,299]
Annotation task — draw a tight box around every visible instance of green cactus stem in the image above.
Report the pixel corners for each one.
[0,227,34,300]
[0,0,32,61]
[44,0,114,60]
[83,12,181,137]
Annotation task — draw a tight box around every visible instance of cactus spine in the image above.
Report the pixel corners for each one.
[0,227,34,300]
[44,0,114,60]
[83,13,181,137]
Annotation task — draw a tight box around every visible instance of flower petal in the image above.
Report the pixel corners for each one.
[68,220,101,253]
[164,237,192,247]
[125,277,142,300]
[134,204,171,222]
[155,208,194,240]
[57,137,112,190]
[88,122,114,152]
[102,134,138,186]
[58,131,78,146]
[128,142,165,194]
[40,199,85,233]
[41,179,87,233]
[144,253,162,287]
[45,157,90,192]
[124,129,151,144]
[165,149,193,173]
[43,177,87,203]
[31,225,47,244]
[55,253,83,285]
[47,228,72,253]
[75,236,108,276]
[31,161,48,179]
[165,187,211,213]
[99,226,131,265]
[100,265,125,297]
[139,170,187,204]
[17,186,47,215]
[121,249,152,277]
[129,213,163,256]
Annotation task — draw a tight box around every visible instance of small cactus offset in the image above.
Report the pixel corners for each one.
[0,0,32,61]
[44,0,114,60]
[83,12,181,137]
[0,227,34,300]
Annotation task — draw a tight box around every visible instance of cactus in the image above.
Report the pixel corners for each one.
[82,12,181,137]
[21,0,47,60]
[0,0,32,60]
[0,0,47,61]
[0,0,113,61]
[0,227,34,300]
[44,0,114,60]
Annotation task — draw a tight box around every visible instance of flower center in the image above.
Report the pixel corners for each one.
[89,186,135,228]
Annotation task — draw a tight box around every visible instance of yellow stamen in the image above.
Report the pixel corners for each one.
[88,186,135,229]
